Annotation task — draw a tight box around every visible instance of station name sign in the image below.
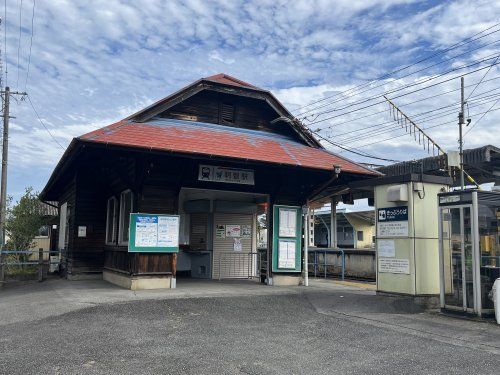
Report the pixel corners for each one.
[198,164,255,185]
[377,206,409,238]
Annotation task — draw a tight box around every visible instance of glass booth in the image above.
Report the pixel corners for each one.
[438,190,500,317]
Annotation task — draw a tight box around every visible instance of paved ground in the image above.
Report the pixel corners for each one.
[1,278,500,374]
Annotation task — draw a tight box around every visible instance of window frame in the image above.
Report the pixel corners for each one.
[105,196,118,245]
[118,189,134,246]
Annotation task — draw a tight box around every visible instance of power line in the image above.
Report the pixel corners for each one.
[337,94,500,145]
[293,22,500,114]
[465,54,500,101]
[305,57,500,127]
[314,75,500,133]
[350,107,500,150]
[16,0,22,90]
[23,0,34,91]
[298,36,500,118]
[27,95,65,150]
[311,129,401,163]
[464,98,500,136]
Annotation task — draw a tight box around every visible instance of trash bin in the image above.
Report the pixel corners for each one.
[492,278,500,324]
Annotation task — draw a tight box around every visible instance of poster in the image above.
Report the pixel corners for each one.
[215,225,225,238]
[157,216,179,248]
[135,216,159,247]
[278,240,296,269]
[378,240,395,258]
[78,226,87,238]
[378,258,410,274]
[241,225,251,239]
[279,208,297,237]
[233,238,242,252]
[225,225,241,237]
[129,214,180,252]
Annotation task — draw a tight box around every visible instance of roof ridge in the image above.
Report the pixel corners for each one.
[203,73,257,89]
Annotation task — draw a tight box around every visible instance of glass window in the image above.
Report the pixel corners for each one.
[106,197,117,244]
[357,231,364,241]
[119,190,133,245]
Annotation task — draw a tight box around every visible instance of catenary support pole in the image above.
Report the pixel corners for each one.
[459,77,465,190]
[0,86,10,249]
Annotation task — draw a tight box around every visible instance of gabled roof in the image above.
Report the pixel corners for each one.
[204,73,257,89]
[79,118,378,175]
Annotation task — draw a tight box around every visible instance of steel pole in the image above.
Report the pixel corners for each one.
[459,77,465,190]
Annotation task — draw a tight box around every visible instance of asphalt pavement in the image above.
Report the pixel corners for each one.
[1,278,499,374]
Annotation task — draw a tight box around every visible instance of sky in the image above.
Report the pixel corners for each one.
[1,0,500,201]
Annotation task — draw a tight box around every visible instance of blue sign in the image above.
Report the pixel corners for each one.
[378,206,408,222]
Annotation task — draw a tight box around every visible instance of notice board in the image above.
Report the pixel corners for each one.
[128,213,180,253]
[272,205,302,273]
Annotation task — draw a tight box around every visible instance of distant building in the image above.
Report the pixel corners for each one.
[313,206,375,249]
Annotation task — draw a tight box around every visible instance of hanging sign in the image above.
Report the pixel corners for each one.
[128,213,180,253]
[377,206,409,237]
[198,165,255,185]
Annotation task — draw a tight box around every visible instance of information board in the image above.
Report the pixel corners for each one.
[377,206,409,238]
[128,213,180,253]
[378,258,410,274]
[272,205,302,273]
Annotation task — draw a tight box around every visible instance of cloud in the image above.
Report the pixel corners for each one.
[1,0,499,199]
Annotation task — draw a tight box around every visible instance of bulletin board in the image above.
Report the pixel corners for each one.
[128,213,180,253]
[272,205,302,273]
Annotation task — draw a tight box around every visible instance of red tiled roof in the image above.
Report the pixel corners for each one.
[80,119,378,175]
[204,73,257,89]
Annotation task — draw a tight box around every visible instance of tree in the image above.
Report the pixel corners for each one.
[5,187,45,252]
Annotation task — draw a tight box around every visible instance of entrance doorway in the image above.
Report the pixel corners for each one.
[177,188,268,282]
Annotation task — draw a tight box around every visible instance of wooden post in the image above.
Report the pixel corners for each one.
[38,248,43,282]
[171,252,177,289]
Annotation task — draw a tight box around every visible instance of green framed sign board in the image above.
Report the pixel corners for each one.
[272,205,302,273]
[128,213,180,253]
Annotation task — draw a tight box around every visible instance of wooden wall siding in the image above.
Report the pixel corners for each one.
[58,146,334,278]
[158,90,301,141]
[58,175,76,275]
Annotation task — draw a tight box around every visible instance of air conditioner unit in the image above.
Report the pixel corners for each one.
[386,184,408,202]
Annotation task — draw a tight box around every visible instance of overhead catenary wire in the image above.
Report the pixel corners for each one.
[294,22,500,115]
[304,53,500,124]
[332,90,500,143]
[347,107,500,150]
[314,75,500,133]
[465,53,500,101]
[299,38,500,119]
[464,98,500,136]
[27,95,65,150]
[304,58,500,129]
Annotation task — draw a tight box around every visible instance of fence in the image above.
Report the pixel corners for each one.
[0,249,60,284]
[214,251,264,280]
[308,248,376,281]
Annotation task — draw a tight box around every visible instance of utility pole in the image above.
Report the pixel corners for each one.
[459,77,465,190]
[0,86,10,249]
[0,87,27,249]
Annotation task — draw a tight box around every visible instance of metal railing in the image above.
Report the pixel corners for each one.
[0,249,60,284]
[214,251,263,280]
[308,249,345,280]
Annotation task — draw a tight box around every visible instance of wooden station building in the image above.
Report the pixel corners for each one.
[40,74,379,289]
